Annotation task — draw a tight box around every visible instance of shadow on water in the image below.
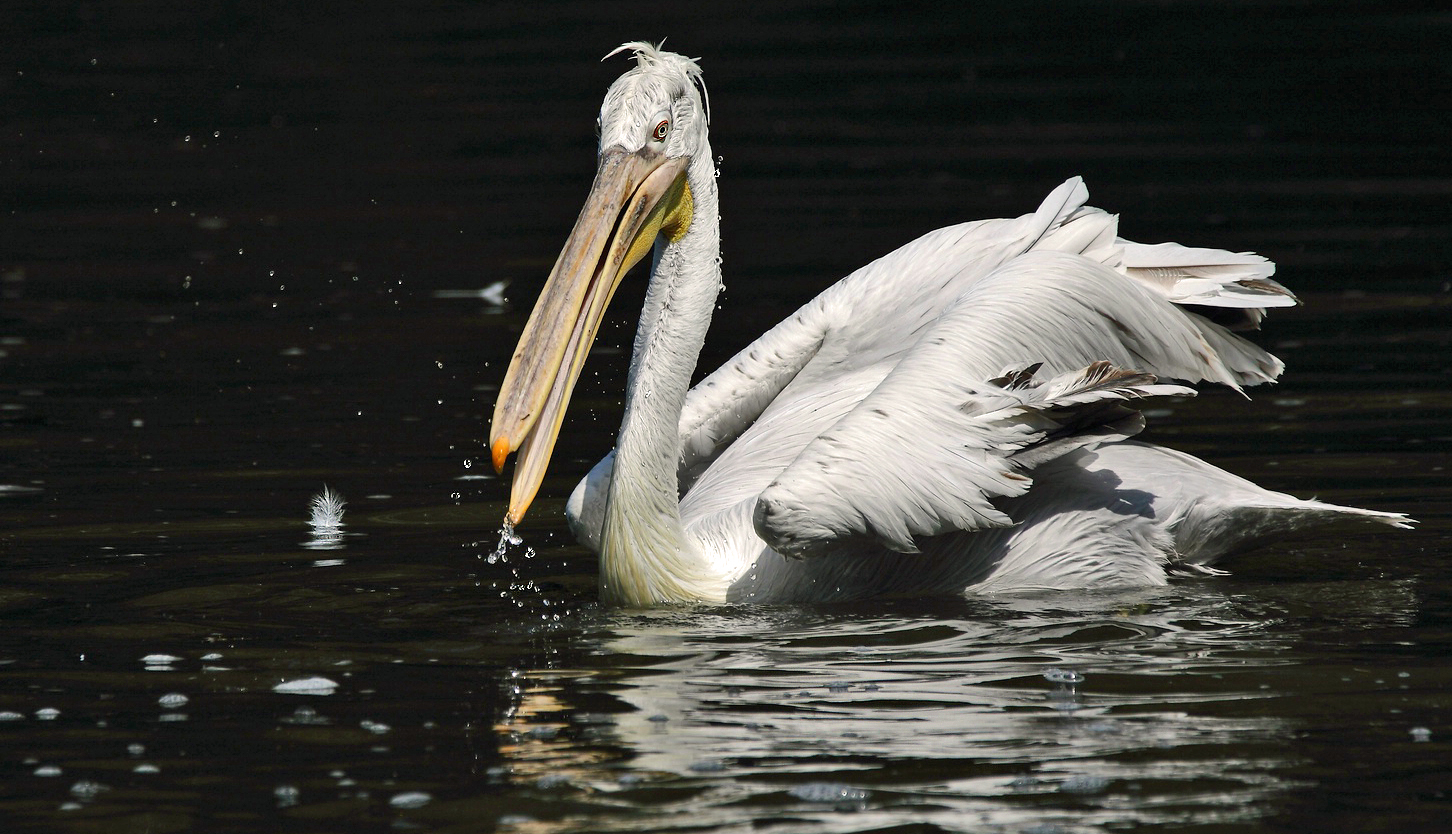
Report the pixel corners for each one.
[1,1,1450,832]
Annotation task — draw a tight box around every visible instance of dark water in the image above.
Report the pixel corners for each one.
[2,2,1450,831]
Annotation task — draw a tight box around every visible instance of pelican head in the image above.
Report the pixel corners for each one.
[491,42,713,525]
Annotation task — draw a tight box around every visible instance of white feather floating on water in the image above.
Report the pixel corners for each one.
[309,485,346,528]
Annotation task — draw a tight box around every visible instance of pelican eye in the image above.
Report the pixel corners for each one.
[652,119,670,142]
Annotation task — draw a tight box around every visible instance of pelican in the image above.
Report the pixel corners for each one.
[490,43,1410,607]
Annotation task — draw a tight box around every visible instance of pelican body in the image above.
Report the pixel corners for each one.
[490,43,1409,607]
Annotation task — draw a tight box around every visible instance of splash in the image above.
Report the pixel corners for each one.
[480,519,571,622]
[489,518,524,565]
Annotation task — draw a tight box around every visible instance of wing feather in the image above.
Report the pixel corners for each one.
[753,359,1192,558]
[746,249,1286,559]
[1115,239,1298,330]
[672,179,1108,496]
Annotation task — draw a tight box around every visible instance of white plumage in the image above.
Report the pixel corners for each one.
[491,43,1410,607]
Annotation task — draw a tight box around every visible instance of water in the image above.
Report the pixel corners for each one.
[2,2,1450,831]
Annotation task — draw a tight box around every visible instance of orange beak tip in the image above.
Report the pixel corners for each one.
[491,437,511,474]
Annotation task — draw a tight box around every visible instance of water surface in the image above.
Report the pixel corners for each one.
[1,2,1449,832]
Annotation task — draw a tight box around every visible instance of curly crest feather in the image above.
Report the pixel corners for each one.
[602,40,710,126]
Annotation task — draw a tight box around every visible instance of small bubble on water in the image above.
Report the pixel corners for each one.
[273,676,339,696]
[283,705,329,726]
[1042,668,1084,685]
[34,765,62,777]
[274,784,300,807]
[35,708,60,721]
[1060,775,1110,794]
[69,780,110,799]
[1410,726,1432,742]
[789,782,869,803]
[389,791,432,808]
[158,693,189,709]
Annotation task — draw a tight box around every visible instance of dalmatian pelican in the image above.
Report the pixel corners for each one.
[490,43,1410,607]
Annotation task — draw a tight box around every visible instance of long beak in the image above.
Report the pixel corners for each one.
[490,146,693,525]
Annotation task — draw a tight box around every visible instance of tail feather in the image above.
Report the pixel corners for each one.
[1174,495,1415,569]
[1069,442,1414,570]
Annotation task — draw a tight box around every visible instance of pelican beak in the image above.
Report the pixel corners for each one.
[490,146,693,525]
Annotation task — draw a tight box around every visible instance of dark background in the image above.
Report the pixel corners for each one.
[5,1,1447,307]
[0,2,1449,832]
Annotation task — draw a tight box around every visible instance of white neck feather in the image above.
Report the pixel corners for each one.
[599,152,724,606]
